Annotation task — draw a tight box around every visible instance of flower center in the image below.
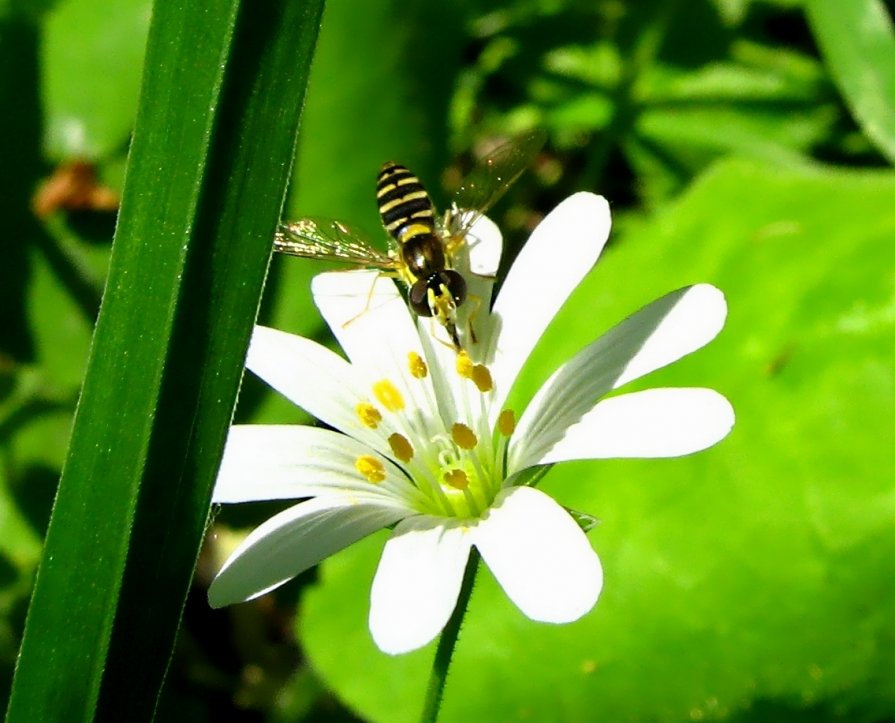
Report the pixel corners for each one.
[351,348,516,518]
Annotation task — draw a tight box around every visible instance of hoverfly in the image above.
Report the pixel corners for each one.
[274,129,547,351]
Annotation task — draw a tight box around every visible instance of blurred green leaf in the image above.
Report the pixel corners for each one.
[0,16,44,365]
[42,0,151,159]
[0,0,56,22]
[290,2,463,225]
[808,0,895,165]
[26,252,94,390]
[459,2,849,206]
[631,40,835,200]
[6,0,324,720]
[299,158,895,722]
[7,0,895,718]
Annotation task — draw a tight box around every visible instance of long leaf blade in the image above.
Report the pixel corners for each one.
[808,0,895,163]
[5,0,324,720]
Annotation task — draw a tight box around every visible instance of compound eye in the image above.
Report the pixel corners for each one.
[409,279,433,316]
[440,270,467,307]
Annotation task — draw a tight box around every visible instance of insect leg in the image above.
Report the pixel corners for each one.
[341,271,403,329]
[464,293,482,345]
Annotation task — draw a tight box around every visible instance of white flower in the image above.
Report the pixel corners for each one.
[208,192,734,655]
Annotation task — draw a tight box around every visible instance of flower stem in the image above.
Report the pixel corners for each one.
[419,547,481,723]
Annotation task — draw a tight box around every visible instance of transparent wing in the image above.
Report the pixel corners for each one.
[447,129,547,237]
[274,218,397,270]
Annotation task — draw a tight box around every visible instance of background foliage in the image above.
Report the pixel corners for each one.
[2,0,894,721]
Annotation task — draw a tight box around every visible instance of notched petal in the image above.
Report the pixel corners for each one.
[213,425,415,503]
[533,387,735,465]
[369,517,473,654]
[473,486,602,623]
[512,284,728,472]
[484,193,612,416]
[208,497,407,608]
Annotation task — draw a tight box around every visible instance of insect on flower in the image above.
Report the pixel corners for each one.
[273,130,547,351]
[209,191,735,655]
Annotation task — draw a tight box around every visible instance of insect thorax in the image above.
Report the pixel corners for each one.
[400,233,447,279]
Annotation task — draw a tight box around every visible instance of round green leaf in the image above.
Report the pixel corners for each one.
[299,158,895,722]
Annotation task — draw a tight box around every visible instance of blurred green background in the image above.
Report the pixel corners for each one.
[2,0,894,720]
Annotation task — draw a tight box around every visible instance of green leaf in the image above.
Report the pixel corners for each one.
[808,0,895,164]
[299,159,895,722]
[42,0,151,159]
[5,0,324,720]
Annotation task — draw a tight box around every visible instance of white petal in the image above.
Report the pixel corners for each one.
[369,517,473,654]
[511,284,727,473]
[246,326,388,455]
[483,193,612,418]
[455,213,503,349]
[473,486,602,623]
[312,271,447,440]
[532,388,735,465]
[464,213,503,278]
[410,214,503,428]
[209,496,408,608]
[408,220,498,426]
[212,425,424,505]
[411,214,503,410]
[612,284,727,388]
[312,271,418,373]
[413,324,464,428]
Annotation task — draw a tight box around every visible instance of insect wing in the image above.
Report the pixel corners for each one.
[274,218,396,269]
[448,129,547,237]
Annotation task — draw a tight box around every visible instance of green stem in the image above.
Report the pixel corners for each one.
[419,547,481,723]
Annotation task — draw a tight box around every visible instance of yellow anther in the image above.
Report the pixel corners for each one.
[355,455,386,483]
[455,351,492,392]
[471,364,493,393]
[456,350,474,379]
[388,433,414,463]
[443,469,469,490]
[407,351,428,379]
[451,423,478,450]
[355,402,382,429]
[498,409,516,436]
[372,379,405,412]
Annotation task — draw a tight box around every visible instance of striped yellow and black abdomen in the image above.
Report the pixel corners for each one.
[376,162,436,245]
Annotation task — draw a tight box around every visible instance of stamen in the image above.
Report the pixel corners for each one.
[456,350,474,379]
[471,364,493,393]
[443,469,469,490]
[388,432,414,463]
[407,351,428,379]
[355,402,382,429]
[451,423,478,450]
[372,379,405,412]
[355,455,386,483]
[455,351,493,393]
[498,409,516,436]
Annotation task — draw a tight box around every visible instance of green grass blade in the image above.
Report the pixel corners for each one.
[808,0,895,163]
[5,1,324,720]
